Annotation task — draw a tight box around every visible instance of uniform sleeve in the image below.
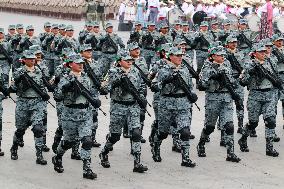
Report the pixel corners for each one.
[198,62,212,89]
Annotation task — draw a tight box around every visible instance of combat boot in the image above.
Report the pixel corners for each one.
[42,135,50,152]
[151,142,162,162]
[197,140,206,157]
[140,136,146,143]
[181,146,196,168]
[133,153,148,173]
[99,146,111,168]
[250,129,257,137]
[0,141,4,156]
[238,137,249,152]
[36,146,47,165]
[71,142,81,160]
[226,153,241,163]
[189,133,195,139]
[220,130,226,147]
[52,155,64,173]
[83,159,97,179]
[10,143,18,160]
[149,121,158,147]
[266,138,279,157]
[92,140,101,148]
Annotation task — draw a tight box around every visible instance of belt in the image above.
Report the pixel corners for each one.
[113,100,136,106]
[253,88,272,92]
[162,93,186,98]
[150,6,157,8]
[65,103,89,109]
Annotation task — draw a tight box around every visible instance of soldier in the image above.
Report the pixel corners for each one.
[155,22,173,50]
[18,25,40,56]
[237,19,254,56]
[141,22,158,68]
[196,45,241,163]
[98,22,125,77]
[210,20,220,40]
[127,21,143,45]
[180,22,195,59]
[218,20,234,44]
[0,28,13,87]
[84,21,103,61]
[10,50,49,165]
[99,51,148,173]
[170,20,183,41]
[151,46,197,167]
[58,24,67,37]
[10,24,25,67]
[224,35,246,135]
[56,25,80,54]
[128,42,148,143]
[52,53,99,179]
[78,21,93,45]
[5,25,16,42]
[80,44,106,147]
[192,21,215,74]
[38,22,52,43]
[238,43,280,157]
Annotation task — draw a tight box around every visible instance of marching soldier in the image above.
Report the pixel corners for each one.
[99,51,148,173]
[238,42,280,157]
[210,20,220,40]
[78,21,94,45]
[170,20,183,41]
[19,25,40,52]
[151,47,197,167]
[38,22,52,43]
[127,21,143,45]
[196,45,241,163]
[237,19,254,56]
[10,50,49,165]
[56,25,80,55]
[155,22,173,51]
[5,25,16,42]
[52,53,100,179]
[218,20,234,44]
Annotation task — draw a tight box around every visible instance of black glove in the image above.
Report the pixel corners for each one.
[210,72,222,80]
[99,87,108,95]
[91,99,101,108]
[189,93,198,103]
[150,84,159,92]
[42,93,50,101]
[62,81,74,93]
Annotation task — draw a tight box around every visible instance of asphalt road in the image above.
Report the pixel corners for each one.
[0,11,284,189]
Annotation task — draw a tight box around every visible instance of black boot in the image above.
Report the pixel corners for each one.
[99,147,111,168]
[71,142,81,160]
[91,129,101,147]
[36,146,47,165]
[151,142,162,162]
[10,143,18,160]
[220,130,226,147]
[140,136,146,143]
[52,155,64,173]
[226,153,241,162]
[226,138,241,163]
[52,127,63,153]
[238,137,249,152]
[181,145,196,168]
[266,138,279,157]
[83,159,97,179]
[18,136,24,147]
[133,153,148,173]
[0,141,4,156]
[197,141,206,157]
[189,133,195,139]
[149,121,158,147]
[42,135,50,152]
[250,129,257,137]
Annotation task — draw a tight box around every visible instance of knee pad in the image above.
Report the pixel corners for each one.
[204,125,215,135]
[81,136,93,150]
[131,128,141,142]
[180,128,190,141]
[32,125,44,138]
[61,140,75,150]
[248,121,258,130]
[265,117,276,129]
[15,129,25,138]
[140,113,145,122]
[224,121,234,135]
[158,132,168,140]
[108,133,121,144]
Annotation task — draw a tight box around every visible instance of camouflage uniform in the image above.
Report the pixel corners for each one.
[151,47,197,167]
[53,56,98,179]
[84,22,103,61]
[99,53,148,173]
[0,34,13,87]
[238,43,279,157]
[0,67,7,156]
[197,47,241,162]
[10,50,48,165]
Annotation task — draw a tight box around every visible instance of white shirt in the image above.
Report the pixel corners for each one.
[182,2,189,13]
[158,7,168,17]
[196,4,203,12]
[119,3,126,15]
[148,0,159,8]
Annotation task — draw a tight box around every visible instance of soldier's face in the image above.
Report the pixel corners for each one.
[52,28,59,35]
[0,32,4,39]
[93,27,100,33]
[59,29,66,35]
[26,30,34,36]
[45,26,51,32]
[130,48,140,58]
[174,25,180,30]
[274,40,284,48]
[160,28,168,34]
[224,24,230,30]
[66,30,74,37]
[119,60,133,69]
[81,50,93,59]
[148,25,155,32]
[265,45,272,54]
[178,44,186,52]
[239,24,247,30]
[170,54,183,65]
[70,62,83,72]
[9,29,16,35]
[200,26,208,31]
[24,58,35,67]
[87,26,93,31]
[182,26,189,32]
[106,27,113,33]
[228,42,237,50]
[254,51,266,61]
[135,25,142,31]
[17,28,24,34]
[212,54,224,63]
[211,24,218,30]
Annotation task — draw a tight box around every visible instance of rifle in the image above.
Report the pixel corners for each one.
[85,35,99,50]
[181,34,192,47]
[105,34,118,53]
[73,78,106,116]
[182,59,199,80]
[254,62,283,90]
[44,34,55,51]
[20,72,55,107]
[272,48,284,63]
[128,31,140,44]
[132,62,152,88]
[120,75,151,117]
[227,53,243,74]
[239,32,252,48]
[155,35,168,49]
[24,37,33,48]
[199,34,210,48]
[220,71,244,111]
[210,31,217,40]
[0,44,13,65]
[83,61,108,98]
[173,71,200,111]
[142,32,154,50]
[35,64,55,92]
